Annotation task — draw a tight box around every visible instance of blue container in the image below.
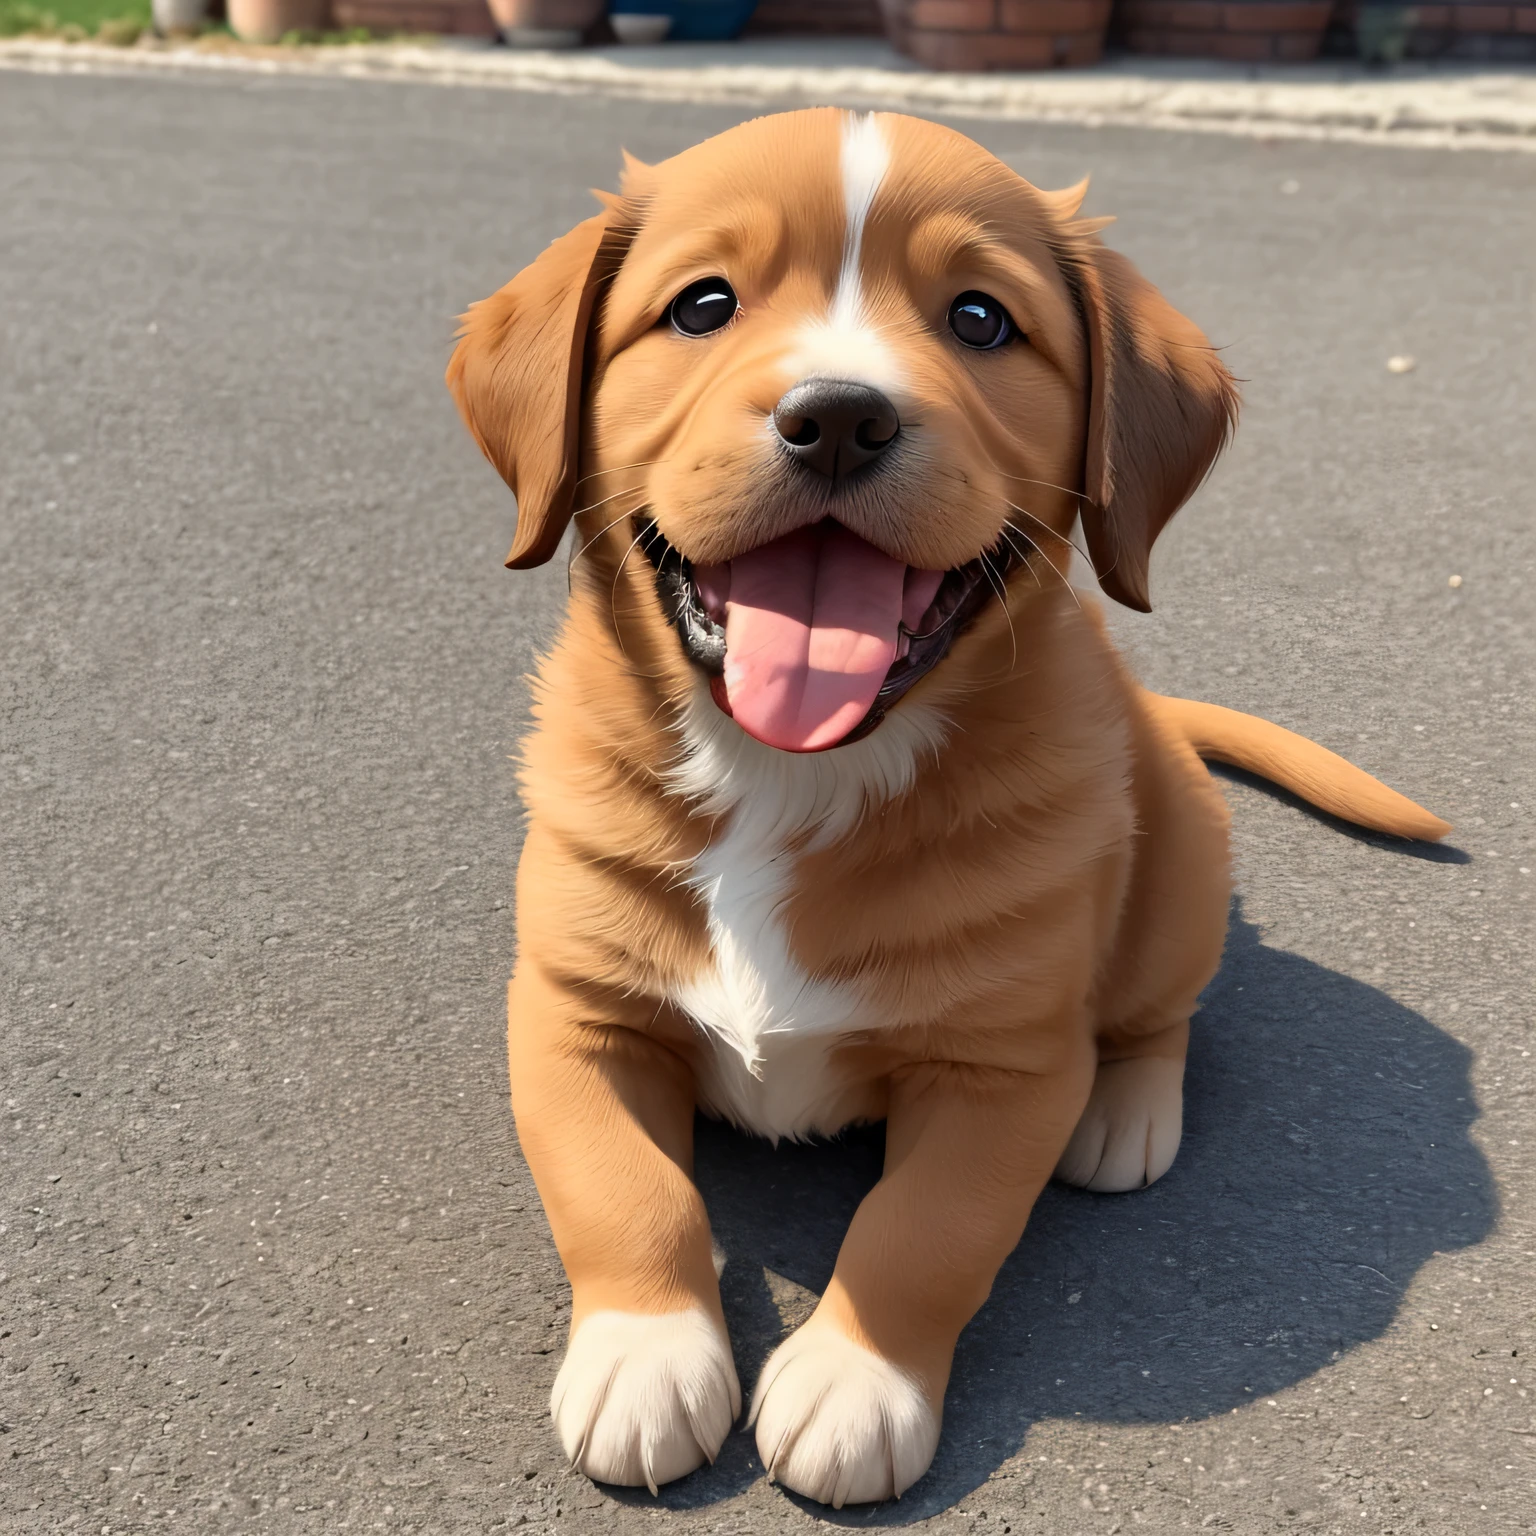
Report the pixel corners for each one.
[653,0,759,39]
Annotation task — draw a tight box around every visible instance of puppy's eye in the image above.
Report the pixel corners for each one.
[670,278,739,337]
[948,291,1016,351]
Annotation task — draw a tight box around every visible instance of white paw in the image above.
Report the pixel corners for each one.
[551,1308,741,1494]
[749,1322,940,1507]
[1055,1054,1184,1192]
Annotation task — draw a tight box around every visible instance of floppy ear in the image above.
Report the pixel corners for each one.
[1072,244,1239,612]
[445,210,624,570]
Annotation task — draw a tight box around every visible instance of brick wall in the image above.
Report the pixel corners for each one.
[1355,1,1536,58]
[331,0,496,31]
[1114,0,1333,57]
[887,0,1112,67]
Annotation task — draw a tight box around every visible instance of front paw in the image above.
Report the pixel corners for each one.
[749,1321,940,1507]
[552,1308,741,1494]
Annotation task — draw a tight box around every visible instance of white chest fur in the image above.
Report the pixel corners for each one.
[664,682,947,1141]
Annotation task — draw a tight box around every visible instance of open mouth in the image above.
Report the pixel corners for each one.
[640,516,1028,753]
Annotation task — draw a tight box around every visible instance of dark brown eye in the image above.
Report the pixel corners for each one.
[948,291,1015,351]
[670,278,738,337]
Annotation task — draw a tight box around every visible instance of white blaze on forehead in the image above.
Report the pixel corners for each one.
[782,111,904,398]
[832,110,890,331]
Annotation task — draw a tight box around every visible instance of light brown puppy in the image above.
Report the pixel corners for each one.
[447,109,1448,1508]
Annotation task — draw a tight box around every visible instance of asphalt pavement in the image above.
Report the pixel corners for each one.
[1,65,1532,1535]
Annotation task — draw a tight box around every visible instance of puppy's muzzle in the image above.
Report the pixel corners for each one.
[773,380,899,482]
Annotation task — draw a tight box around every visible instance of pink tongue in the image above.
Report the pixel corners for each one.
[717,524,940,753]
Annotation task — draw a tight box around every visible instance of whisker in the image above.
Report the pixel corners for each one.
[574,458,666,490]
[571,494,654,595]
[1003,516,1081,612]
[989,467,1088,502]
[998,496,1093,569]
[567,496,650,596]
[571,480,650,520]
[1001,527,1057,607]
[1001,503,1087,577]
[982,458,1100,570]
[996,522,1048,601]
[609,523,652,662]
[979,551,1018,674]
[997,523,1042,584]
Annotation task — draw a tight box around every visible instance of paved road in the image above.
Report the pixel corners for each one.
[1,65,1532,1536]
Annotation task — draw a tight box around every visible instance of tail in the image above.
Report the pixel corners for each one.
[1144,692,1451,842]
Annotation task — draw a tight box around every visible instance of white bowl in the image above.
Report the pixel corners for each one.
[610,11,672,42]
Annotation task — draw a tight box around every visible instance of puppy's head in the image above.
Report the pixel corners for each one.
[448,110,1237,754]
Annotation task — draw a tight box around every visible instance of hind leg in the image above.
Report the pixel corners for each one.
[1054,1020,1187,1192]
[1057,690,1230,1193]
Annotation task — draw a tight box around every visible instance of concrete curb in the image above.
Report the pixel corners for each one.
[4,35,1536,151]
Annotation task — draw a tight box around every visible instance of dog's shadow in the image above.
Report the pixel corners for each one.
[624,902,1496,1520]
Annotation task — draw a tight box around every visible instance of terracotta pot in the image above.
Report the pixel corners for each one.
[882,0,1111,68]
[1113,0,1333,59]
[228,0,330,37]
[486,0,603,44]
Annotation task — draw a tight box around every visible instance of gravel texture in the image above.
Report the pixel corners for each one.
[1,68,1532,1535]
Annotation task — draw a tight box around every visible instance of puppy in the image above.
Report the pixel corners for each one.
[447,109,1448,1507]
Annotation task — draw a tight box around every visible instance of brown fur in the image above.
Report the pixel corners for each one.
[446,109,1448,1505]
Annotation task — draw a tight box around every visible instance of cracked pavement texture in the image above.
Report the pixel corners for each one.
[1,67,1532,1536]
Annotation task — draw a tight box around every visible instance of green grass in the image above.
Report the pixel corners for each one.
[0,0,389,39]
[0,0,151,38]
[277,24,381,41]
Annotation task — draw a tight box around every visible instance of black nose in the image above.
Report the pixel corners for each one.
[772,380,899,481]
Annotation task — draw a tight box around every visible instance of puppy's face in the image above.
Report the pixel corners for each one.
[449,110,1237,754]
[591,112,1084,574]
